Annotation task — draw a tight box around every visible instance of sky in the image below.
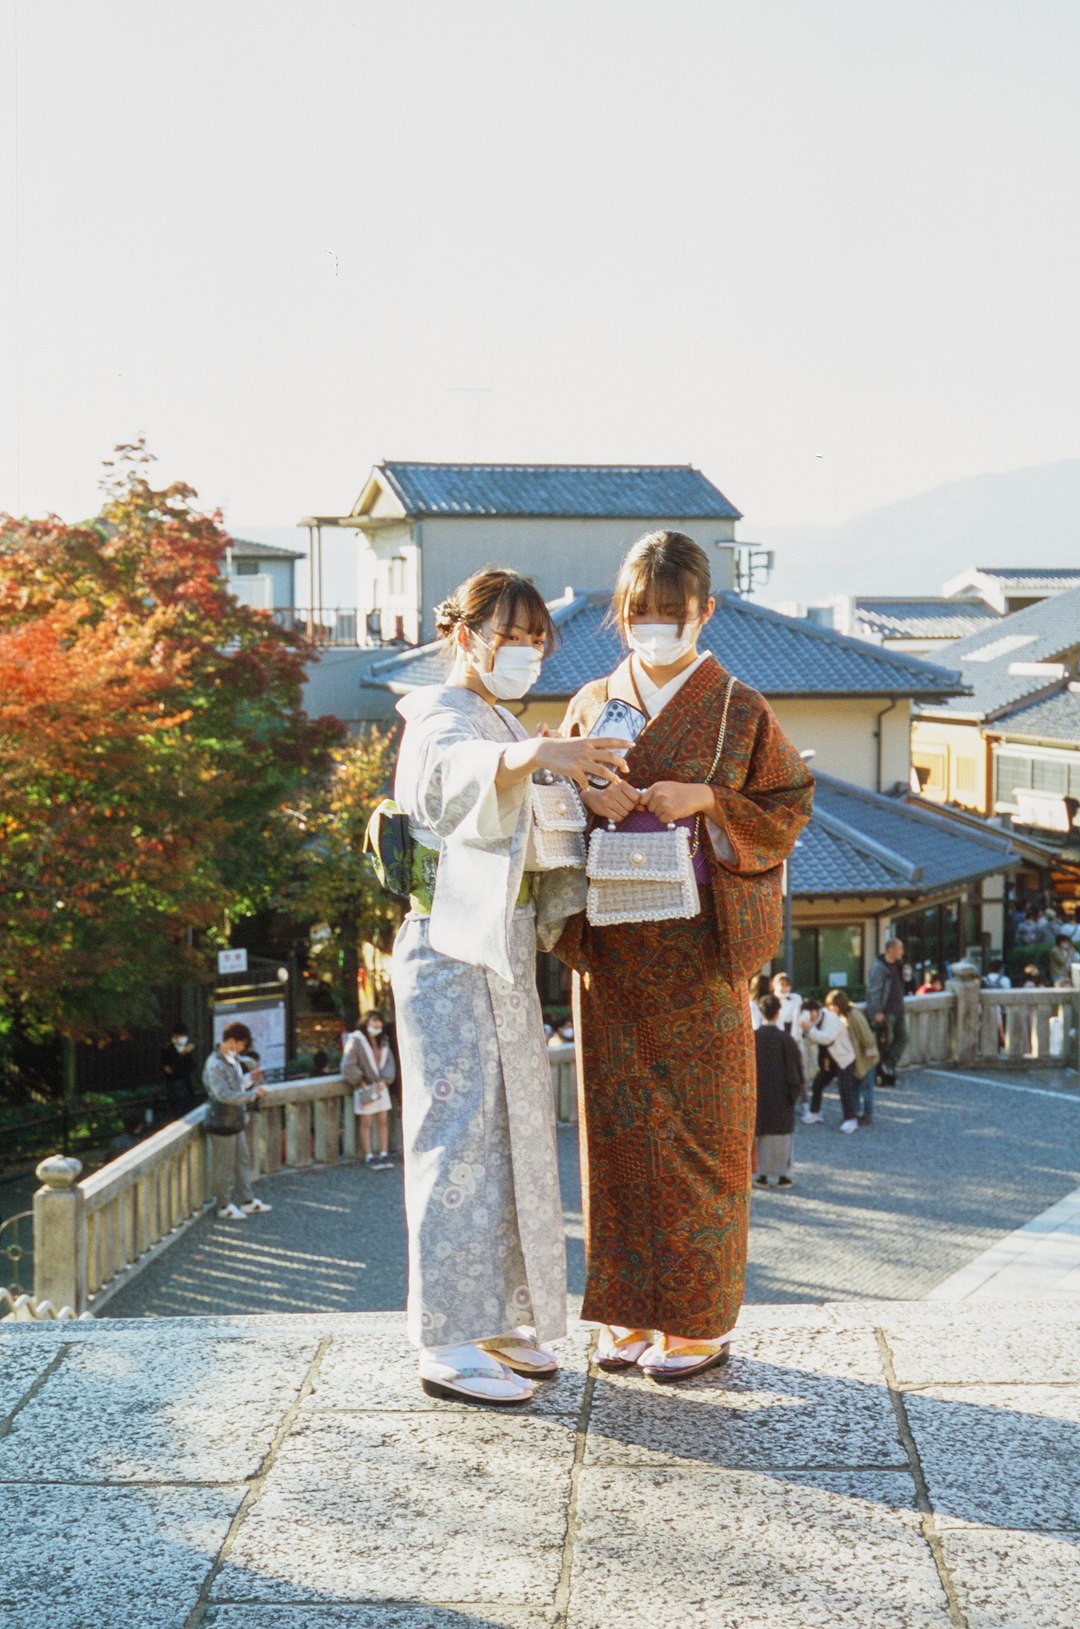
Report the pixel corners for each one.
[3,0,1080,596]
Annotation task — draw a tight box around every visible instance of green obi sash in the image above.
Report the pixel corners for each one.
[409,840,533,917]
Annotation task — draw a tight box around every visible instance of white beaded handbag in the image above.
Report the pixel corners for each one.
[584,676,735,928]
[529,775,588,870]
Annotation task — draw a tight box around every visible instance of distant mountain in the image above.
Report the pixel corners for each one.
[755,460,1080,608]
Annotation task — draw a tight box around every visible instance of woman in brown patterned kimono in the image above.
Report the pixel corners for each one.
[557,532,814,1381]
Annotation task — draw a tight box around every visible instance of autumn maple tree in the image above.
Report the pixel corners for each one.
[0,443,342,1052]
[274,729,402,1030]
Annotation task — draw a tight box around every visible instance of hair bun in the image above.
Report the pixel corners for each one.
[433,595,462,638]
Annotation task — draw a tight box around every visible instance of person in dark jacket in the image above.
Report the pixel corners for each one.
[754,995,804,1188]
[866,937,907,1086]
[161,1025,198,1117]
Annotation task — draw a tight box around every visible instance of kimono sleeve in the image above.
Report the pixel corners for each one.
[711,702,814,875]
[410,713,526,844]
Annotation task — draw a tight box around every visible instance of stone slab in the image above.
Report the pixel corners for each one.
[585,1328,905,1468]
[905,1385,1080,1530]
[887,1317,1080,1386]
[0,1333,319,1484]
[0,1337,64,1421]
[0,1483,242,1629]
[567,1466,943,1629]
[938,1527,1080,1629]
[305,1326,590,1418]
[213,1410,575,1605]
[206,1611,559,1629]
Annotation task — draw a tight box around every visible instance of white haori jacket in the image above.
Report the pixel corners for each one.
[394,685,585,985]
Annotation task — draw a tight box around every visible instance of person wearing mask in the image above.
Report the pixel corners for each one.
[161,1025,198,1118]
[202,1022,272,1219]
[824,989,879,1125]
[866,937,907,1086]
[343,1009,397,1168]
[556,530,813,1381]
[772,970,808,1104]
[392,567,628,1405]
[800,999,859,1132]
[753,994,803,1188]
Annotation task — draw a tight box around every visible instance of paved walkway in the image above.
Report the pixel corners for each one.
[2,1299,1079,1628]
[101,1065,1080,1319]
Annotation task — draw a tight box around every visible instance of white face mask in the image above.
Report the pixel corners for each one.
[470,637,544,701]
[626,621,700,666]
[175,1036,189,1048]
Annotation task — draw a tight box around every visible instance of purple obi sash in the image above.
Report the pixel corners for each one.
[611,807,711,885]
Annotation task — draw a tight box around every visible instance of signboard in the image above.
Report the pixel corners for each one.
[827,971,849,987]
[212,993,287,1080]
[217,948,249,975]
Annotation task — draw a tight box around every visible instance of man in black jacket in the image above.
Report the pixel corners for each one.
[866,938,907,1086]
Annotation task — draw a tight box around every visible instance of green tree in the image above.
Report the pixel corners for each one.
[0,443,343,1053]
[276,729,402,1029]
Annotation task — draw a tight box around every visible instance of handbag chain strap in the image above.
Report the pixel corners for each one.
[689,675,736,858]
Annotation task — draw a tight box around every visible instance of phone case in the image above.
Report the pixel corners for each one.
[586,699,647,787]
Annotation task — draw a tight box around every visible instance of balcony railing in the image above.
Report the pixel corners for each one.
[269,609,414,649]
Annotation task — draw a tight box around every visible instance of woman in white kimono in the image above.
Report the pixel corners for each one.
[391,568,630,1405]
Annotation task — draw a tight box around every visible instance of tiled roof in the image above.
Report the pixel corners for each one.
[792,775,1018,899]
[996,686,1080,746]
[230,537,304,560]
[922,583,1080,719]
[376,462,741,520]
[371,593,969,700]
[854,598,1000,641]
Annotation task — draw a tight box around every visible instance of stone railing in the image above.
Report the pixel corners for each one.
[548,1041,578,1122]
[878,984,1080,1071]
[31,1055,578,1317]
[33,1072,355,1317]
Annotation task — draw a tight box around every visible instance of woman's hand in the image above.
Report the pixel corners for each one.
[496,733,632,792]
[536,735,633,790]
[582,779,640,822]
[637,781,714,824]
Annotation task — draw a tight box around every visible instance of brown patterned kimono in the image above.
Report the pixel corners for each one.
[557,655,814,1337]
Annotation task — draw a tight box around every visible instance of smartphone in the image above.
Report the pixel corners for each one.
[586,698,647,788]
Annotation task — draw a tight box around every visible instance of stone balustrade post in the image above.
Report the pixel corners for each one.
[33,1156,86,1316]
[947,964,982,1068]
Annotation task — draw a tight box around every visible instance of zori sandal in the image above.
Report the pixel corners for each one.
[638,1337,731,1385]
[595,1326,654,1371]
[479,1327,559,1378]
[418,1344,535,1405]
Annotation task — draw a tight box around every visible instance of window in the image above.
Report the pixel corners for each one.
[234,561,259,576]
[389,556,407,597]
[954,757,977,794]
[913,748,947,795]
[1033,759,1069,795]
[791,924,864,994]
[995,753,1032,806]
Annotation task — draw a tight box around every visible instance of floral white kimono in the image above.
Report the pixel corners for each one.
[391,685,583,1349]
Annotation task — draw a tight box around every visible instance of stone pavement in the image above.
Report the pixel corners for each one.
[2,1299,1079,1628]
[101,1064,1080,1319]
